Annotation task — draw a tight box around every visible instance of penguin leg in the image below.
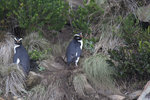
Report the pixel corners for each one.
[75,57,80,67]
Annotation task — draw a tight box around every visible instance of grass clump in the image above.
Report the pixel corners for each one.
[23,32,50,52]
[26,85,46,100]
[51,42,68,57]
[0,64,27,97]
[23,32,51,61]
[0,34,14,65]
[73,74,87,96]
[83,54,117,93]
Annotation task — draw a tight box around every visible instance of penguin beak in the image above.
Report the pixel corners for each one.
[16,40,20,43]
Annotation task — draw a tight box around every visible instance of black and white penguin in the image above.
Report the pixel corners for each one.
[66,33,83,67]
[13,37,30,74]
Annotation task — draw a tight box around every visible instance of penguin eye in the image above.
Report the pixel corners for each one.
[76,37,80,39]
[74,36,81,40]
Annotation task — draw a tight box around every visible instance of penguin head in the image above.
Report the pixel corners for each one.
[74,33,83,40]
[14,37,22,45]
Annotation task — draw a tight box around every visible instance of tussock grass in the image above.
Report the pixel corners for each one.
[73,74,87,96]
[51,42,68,57]
[26,85,46,100]
[0,64,27,97]
[41,83,69,100]
[83,54,119,94]
[27,72,73,100]
[0,33,14,65]
[27,84,68,100]
[23,32,50,53]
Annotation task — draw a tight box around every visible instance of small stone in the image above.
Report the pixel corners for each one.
[73,74,96,96]
[128,90,142,100]
[108,95,125,100]
[95,94,100,99]
[84,84,96,95]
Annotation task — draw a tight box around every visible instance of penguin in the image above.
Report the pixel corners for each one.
[66,33,83,67]
[13,37,30,74]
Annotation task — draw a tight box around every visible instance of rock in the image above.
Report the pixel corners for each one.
[136,4,150,22]
[138,81,150,100]
[95,0,106,5]
[39,59,65,71]
[26,71,43,88]
[13,96,23,100]
[128,90,142,100]
[108,95,125,100]
[95,94,100,99]
[0,97,4,100]
[66,0,84,9]
[73,74,96,96]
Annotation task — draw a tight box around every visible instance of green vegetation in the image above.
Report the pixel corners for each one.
[38,66,46,72]
[29,49,51,61]
[1,0,150,99]
[107,14,150,80]
[70,0,102,34]
[83,54,117,91]
[23,32,51,61]
[83,37,98,53]
[0,0,68,31]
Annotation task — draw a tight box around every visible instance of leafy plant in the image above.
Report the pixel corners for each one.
[29,48,51,61]
[0,0,69,31]
[70,0,101,34]
[83,37,98,53]
[38,66,46,72]
[29,50,42,61]
[107,14,150,80]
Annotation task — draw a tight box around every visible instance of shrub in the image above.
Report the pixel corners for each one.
[0,0,69,31]
[83,37,98,53]
[29,49,51,61]
[107,14,150,80]
[70,0,102,34]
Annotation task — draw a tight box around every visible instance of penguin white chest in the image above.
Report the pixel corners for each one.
[16,58,20,64]
[78,40,83,50]
[14,45,20,54]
